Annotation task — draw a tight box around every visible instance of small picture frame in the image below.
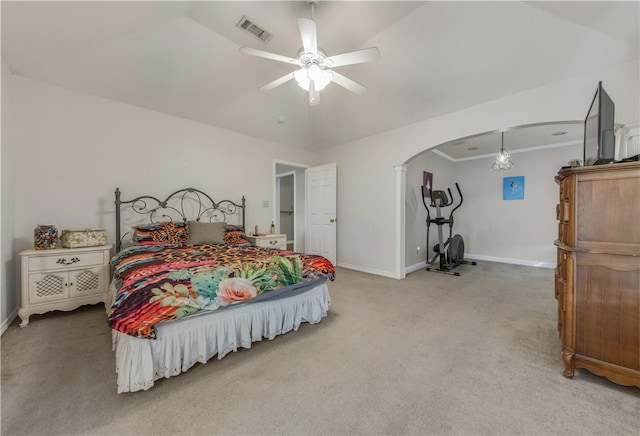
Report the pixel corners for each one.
[422,171,433,198]
[503,176,525,200]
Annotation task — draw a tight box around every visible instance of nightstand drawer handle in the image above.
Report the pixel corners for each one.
[269,240,278,245]
[56,257,80,265]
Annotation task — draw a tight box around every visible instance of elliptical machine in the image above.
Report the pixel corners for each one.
[422,182,476,276]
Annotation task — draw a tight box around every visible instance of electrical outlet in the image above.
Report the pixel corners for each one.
[263,200,269,208]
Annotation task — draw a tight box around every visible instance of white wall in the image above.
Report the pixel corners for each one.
[2,74,315,328]
[316,60,639,277]
[317,141,399,276]
[1,57,18,333]
[404,151,454,271]
[453,143,582,266]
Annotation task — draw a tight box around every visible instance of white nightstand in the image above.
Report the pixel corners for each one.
[18,244,112,327]
[247,234,287,250]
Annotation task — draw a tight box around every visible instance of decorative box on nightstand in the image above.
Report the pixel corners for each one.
[247,234,287,250]
[18,244,112,327]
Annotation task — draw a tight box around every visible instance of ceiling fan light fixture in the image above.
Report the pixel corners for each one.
[294,64,332,91]
[308,64,323,81]
[293,68,310,90]
[314,69,332,91]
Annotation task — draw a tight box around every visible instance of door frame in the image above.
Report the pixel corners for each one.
[275,170,296,248]
[273,160,309,252]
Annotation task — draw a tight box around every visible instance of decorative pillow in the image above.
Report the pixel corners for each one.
[187,221,226,245]
[223,225,250,246]
[132,221,188,246]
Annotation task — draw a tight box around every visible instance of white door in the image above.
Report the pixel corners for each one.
[305,163,337,265]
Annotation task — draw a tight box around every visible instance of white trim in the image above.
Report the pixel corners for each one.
[406,256,554,274]
[273,160,308,252]
[431,149,457,162]
[405,262,426,274]
[394,164,407,280]
[465,253,555,268]
[337,262,397,279]
[1,308,18,335]
[275,170,296,177]
[273,159,310,170]
[275,171,296,250]
[275,177,281,232]
[432,139,582,162]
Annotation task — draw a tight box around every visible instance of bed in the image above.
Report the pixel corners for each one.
[108,187,334,393]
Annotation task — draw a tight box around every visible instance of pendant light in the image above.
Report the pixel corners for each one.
[492,131,514,171]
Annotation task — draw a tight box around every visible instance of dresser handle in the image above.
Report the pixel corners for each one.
[269,240,277,245]
[56,257,80,265]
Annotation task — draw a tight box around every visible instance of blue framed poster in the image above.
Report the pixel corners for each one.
[503,176,525,200]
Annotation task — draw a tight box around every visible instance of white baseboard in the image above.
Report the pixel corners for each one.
[1,308,19,336]
[465,253,555,268]
[337,262,398,279]
[405,262,426,274]
[405,255,554,275]
[342,255,554,280]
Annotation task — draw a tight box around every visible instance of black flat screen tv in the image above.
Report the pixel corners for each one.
[583,81,615,166]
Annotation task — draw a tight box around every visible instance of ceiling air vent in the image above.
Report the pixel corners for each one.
[236,16,273,43]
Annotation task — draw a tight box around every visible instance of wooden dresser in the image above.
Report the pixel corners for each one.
[554,162,639,388]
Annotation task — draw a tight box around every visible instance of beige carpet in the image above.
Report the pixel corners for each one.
[2,262,639,435]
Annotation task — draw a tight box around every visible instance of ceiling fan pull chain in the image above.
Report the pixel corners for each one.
[309,80,320,106]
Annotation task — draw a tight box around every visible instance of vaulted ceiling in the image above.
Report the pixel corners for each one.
[2,1,638,153]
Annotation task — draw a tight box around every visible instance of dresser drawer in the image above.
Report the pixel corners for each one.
[249,234,287,250]
[28,250,105,272]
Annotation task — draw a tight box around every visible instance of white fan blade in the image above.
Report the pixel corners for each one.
[260,72,296,91]
[298,18,317,55]
[239,47,299,65]
[330,71,367,95]
[325,47,380,68]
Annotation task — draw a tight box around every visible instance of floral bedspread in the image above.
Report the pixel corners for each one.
[108,244,335,339]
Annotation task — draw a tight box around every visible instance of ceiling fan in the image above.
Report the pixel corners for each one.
[239,1,380,106]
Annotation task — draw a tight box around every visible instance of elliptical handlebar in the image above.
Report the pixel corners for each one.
[450,183,464,216]
[421,186,431,221]
[422,183,463,214]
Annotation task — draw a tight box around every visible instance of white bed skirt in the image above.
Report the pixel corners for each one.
[111,283,331,393]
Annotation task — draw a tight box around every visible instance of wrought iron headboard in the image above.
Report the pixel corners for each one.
[115,187,246,251]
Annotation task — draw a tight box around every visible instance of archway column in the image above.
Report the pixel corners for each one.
[394,164,407,279]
